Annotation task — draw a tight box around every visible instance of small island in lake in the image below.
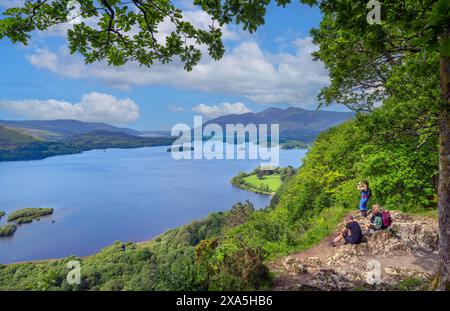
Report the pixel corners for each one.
[7,207,54,224]
[231,166,297,195]
[280,140,310,150]
[0,224,17,237]
[0,208,54,238]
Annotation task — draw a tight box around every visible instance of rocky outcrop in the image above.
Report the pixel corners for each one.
[270,211,438,291]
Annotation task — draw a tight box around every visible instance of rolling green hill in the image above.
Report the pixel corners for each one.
[0,122,176,162]
[0,126,40,150]
[0,119,141,138]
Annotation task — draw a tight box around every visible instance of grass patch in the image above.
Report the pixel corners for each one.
[243,174,282,193]
[404,208,438,219]
[397,277,425,291]
[243,205,351,261]
[293,207,349,251]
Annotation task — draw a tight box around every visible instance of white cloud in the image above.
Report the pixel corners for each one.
[26,35,329,108]
[192,102,252,119]
[0,92,140,124]
[168,104,185,113]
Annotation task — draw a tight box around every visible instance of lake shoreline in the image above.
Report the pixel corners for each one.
[3,193,274,265]
[0,141,176,163]
[0,145,306,264]
[3,187,277,265]
[231,183,276,195]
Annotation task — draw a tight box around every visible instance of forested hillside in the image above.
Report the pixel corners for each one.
[0,130,175,161]
[0,92,438,290]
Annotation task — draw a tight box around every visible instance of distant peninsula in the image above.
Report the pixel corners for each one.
[0,119,176,162]
[231,166,297,195]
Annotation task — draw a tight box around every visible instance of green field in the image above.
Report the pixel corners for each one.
[243,174,282,193]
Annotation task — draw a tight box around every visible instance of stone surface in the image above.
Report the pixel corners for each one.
[269,211,438,291]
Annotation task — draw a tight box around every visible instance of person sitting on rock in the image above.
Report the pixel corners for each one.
[330,215,363,247]
[365,204,384,233]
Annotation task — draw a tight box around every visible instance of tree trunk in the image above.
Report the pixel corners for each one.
[437,50,450,291]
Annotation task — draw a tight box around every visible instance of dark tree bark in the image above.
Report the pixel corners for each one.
[437,46,450,291]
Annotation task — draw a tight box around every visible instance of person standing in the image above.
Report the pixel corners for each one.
[357,180,371,217]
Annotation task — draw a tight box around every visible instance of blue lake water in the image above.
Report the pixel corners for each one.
[0,144,307,263]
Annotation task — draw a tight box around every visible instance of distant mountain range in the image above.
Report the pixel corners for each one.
[0,119,140,139]
[204,107,354,142]
[0,107,355,160]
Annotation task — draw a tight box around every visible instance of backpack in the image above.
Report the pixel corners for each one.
[381,210,392,228]
[373,215,383,230]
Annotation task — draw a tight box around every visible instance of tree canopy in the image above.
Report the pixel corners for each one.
[0,0,304,70]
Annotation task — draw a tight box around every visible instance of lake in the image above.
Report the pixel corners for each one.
[0,144,307,264]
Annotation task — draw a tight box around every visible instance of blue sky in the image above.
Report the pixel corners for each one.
[0,1,336,130]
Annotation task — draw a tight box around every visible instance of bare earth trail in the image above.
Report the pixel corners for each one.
[268,211,438,290]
